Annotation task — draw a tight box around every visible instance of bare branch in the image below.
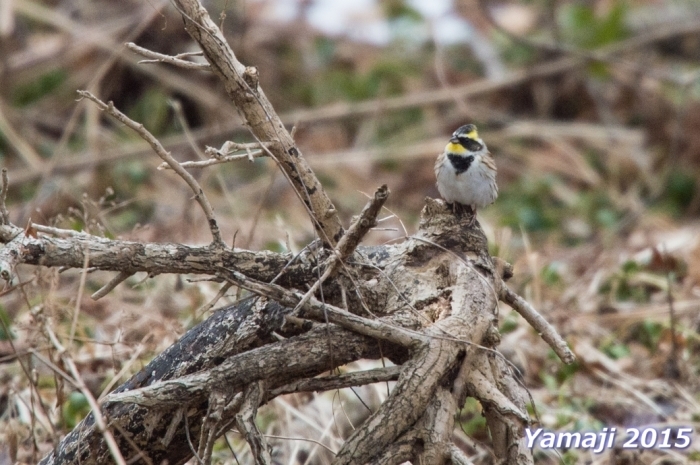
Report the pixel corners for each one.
[500,285,576,364]
[158,142,268,169]
[162,151,266,169]
[42,317,127,465]
[126,42,210,70]
[76,90,225,246]
[198,391,226,464]
[294,184,389,311]
[171,0,344,248]
[91,271,131,300]
[0,222,307,286]
[102,323,385,407]
[418,388,457,464]
[235,381,271,465]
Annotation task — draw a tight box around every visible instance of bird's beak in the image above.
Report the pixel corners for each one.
[450,137,460,144]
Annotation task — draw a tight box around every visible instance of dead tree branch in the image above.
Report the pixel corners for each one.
[234,381,271,465]
[171,0,344,248]
[77,90,225,247]
[126,42,211,70]
[500,285,575,364]
[0,222,312,287]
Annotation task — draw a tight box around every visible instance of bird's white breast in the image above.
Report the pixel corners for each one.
[436,153,497,208]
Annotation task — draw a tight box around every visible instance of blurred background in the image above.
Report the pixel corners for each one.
[1,0,700,463]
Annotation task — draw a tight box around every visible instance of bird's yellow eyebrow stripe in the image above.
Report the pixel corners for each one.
[466,129,478,139]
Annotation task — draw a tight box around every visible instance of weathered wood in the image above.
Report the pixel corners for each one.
[38,200,534,465]
[39,298,401,465]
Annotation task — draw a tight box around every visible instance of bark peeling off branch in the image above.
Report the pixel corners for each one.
[171,0,344,247]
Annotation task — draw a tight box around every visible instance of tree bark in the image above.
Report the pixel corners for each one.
[38,200,534,465]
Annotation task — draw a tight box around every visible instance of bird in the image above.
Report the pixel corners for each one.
[434,124,498,225]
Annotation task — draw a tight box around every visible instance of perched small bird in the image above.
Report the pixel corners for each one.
[434,124,498,224]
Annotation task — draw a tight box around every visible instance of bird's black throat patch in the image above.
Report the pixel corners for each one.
[448,154,474,175]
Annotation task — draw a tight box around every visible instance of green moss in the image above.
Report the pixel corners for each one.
[601,341,630,360]
[498,177,561,231]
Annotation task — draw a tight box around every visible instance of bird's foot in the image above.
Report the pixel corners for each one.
[466,205,478,227]
[448,203,478,226]
[450,203,467,215]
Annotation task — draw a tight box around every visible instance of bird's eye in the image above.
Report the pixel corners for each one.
[462,138,483,152]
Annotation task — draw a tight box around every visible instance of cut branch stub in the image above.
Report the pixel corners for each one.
[170,0,344,248]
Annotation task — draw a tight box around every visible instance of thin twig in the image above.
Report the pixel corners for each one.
[199,391,226,464]
[171,0,344,248]
[195,282,233,316]
[263,434,337,455]
[68,248,90,347]
[159,149,266,169]
[98,340,148,400]
[268,366,401,398]
[91,271,131,300]
[184,412,204,465]
[76,90,225,246]
[126,42,210,70]
[235,381,271,465]
[294,184,389,312]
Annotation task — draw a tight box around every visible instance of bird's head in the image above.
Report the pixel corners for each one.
[446,124,485,154]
